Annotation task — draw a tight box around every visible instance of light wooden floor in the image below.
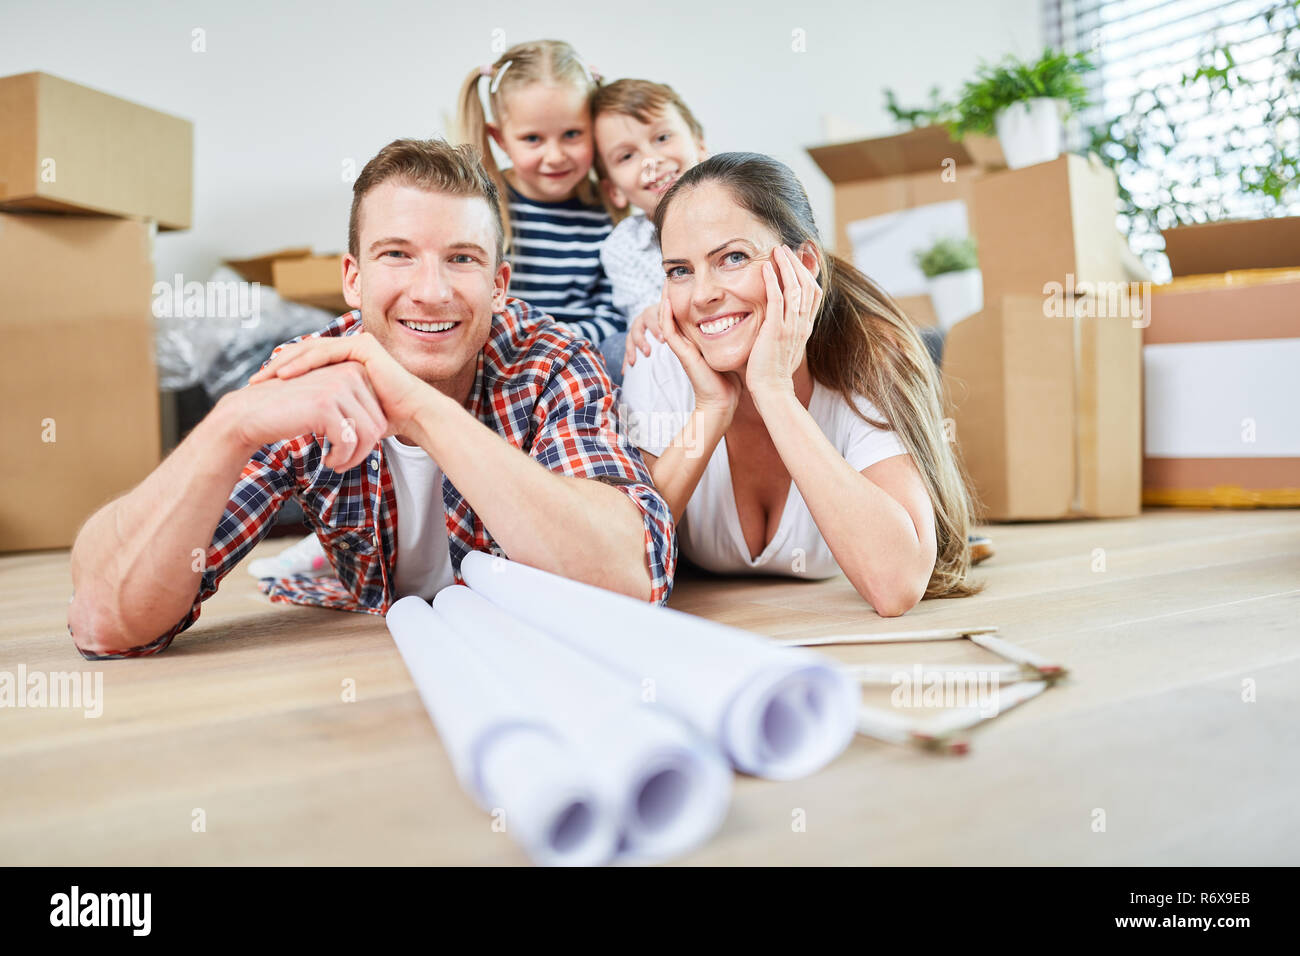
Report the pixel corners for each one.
[2,507,1297,865]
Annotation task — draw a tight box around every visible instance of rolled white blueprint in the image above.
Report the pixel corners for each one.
[385,596,619,866]
[433,586,732,863]
[460,553,858,780]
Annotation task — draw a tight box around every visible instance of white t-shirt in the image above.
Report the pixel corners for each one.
[382,436,455,600]
[618,339,908,579]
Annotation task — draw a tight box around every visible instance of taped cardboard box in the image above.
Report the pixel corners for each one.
[973,153,1130,307]
[0,71,193,230]
[0,213,161,552]
[942,294,1143,521]
[1143,216,1300,507]
[271,254,349,314]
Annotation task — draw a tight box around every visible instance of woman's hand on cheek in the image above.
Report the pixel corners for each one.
[745,245,821,398]
[657,286,740,420]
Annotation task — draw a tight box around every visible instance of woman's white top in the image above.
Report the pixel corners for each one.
[618,339,908,579]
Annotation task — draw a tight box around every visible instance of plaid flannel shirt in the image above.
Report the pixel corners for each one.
[76,299,677,660]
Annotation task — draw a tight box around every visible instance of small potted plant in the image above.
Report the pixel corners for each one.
[915,236,981,331]
[950,48,1094,169]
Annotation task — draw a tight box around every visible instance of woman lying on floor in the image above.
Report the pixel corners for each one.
[618,152,984,616]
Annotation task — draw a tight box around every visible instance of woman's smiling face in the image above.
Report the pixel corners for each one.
[659,182,782,374]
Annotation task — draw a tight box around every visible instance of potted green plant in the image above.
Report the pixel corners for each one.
[915,236,981,330]
[950,48,1094,169]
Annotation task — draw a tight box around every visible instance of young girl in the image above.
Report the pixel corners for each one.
[456,39,627,371]
[619,153,985,615]
[250,41,628,583]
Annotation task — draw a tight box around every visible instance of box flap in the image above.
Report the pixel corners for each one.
[272,254,348,313]
[1161,216,1300,276]
[807,126,1003,184]
[224,246,314,286]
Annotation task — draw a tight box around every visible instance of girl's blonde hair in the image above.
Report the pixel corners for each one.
[455,39,604,252]
[653,152,986,600]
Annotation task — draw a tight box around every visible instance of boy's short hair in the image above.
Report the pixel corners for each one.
[348,138,504,264]
[590,79,706,178]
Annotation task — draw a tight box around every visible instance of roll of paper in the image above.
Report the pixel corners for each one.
[461,553,858,780]
[385,595,619,866]
[433,586,732,863]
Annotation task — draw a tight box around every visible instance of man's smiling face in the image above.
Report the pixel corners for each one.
[343,180,509,403]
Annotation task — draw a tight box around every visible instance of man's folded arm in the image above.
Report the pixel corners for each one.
[525,343,677,605]
[68,394,295,659]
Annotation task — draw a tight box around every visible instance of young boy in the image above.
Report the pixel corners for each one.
[591,79,708,383]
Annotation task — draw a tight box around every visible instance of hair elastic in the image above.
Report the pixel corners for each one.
[489,59,512,95]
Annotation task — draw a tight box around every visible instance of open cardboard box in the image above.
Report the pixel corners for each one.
[1,213,161,552]
[807,126,1004,330]
[224,247,350,315]
[224,246,314,287]
[1143,216,1300,507]
[0,71,193,230]
[271,254,349,314]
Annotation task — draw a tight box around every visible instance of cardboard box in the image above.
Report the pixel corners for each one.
[807,126,1004,261]
[0,213,161,552]
[271,254,349,314]
[0,71,193,230]
[224,246,314,287]
[1143,237,1300,508]
[1161,215,1300,276]
[844,197,973,304]
[942,294,1143,520]
[896,294,938,329]
[973,153,1129,307]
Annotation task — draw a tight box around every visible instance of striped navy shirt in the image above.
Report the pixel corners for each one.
[505,182,626,346]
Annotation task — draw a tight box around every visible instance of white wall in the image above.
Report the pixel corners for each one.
[1,0,1042,283]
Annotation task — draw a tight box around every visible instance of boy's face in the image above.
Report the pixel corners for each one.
[343,181,509,402]
[595,105,707,216]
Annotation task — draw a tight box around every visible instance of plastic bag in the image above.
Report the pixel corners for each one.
[153,265,337,396]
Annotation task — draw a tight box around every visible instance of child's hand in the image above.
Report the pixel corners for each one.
[622,303,665,372]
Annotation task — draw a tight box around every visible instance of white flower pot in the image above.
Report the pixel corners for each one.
[927,268,983,332]
[994,97,1066,170]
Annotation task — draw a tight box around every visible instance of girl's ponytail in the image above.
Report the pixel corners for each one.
[455,61,514,251]
[453,41,605,253]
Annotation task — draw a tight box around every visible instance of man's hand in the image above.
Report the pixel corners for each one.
[249,332,431,442]
[232,361,389,471]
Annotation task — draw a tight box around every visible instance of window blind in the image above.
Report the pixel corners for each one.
[1043,0,1299,277]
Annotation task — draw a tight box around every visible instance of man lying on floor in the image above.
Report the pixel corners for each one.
[68,138,676,660]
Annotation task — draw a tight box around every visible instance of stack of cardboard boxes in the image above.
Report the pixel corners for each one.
[0,71,193,552]
[1143,216,1300,507]
[810,125,1146,521]
[942,153,1145,521]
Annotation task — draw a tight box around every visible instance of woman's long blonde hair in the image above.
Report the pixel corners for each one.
[454,39,603,252]
[653,152,985,599]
